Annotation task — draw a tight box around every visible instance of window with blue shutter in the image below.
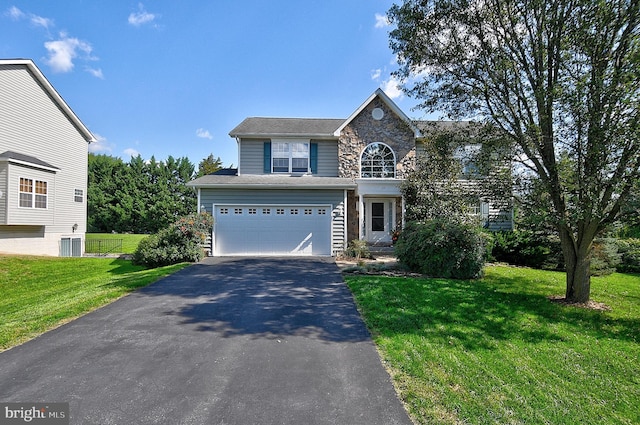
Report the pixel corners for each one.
[264,141,271,174]
[310,143,318,174]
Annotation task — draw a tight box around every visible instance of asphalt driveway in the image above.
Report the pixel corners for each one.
[0,257,412,424]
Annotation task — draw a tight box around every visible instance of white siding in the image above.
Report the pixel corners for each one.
[0,64,89,255]
[0,163,6,223]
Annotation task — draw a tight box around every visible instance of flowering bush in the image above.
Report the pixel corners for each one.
[132,212,213,268]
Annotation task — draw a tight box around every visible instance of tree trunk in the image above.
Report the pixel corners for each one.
[559,229,592,303]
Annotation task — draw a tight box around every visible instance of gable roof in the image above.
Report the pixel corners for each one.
[229,117,344,138]
[333,88,422,138]
[0,59,96,143]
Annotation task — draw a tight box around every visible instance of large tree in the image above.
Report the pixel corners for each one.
[388,0,640,302]
[88,154,197,233]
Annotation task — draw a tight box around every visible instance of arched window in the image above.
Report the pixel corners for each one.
[360,143,396,178]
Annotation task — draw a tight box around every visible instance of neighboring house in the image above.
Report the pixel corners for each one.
[188,89,512,257]
[0,59,95,256]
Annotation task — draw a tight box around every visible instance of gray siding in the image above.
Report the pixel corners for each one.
[238,138,339,177]
[238,139,265,175]
[200,188,346,253]
[0,64,88,255]
[312,140,339,177]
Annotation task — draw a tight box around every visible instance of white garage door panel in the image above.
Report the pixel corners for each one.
[214,205,331,256]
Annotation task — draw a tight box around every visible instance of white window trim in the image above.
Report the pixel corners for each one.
[360,142,397,179]
[272,141,310,174]
[18,176,49,209]
[74,188,84,203]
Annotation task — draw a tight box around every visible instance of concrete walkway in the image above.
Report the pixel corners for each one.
[0,257,412,424]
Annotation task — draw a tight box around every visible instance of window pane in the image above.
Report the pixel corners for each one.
[291,143,309,157]
[272,142,289,155]
[361,143,395,178]
[35,194,47,209]
[74,189,84,203]
[273,158,289,173]
[19,193,32,208]
[372,217,385,232]
[35,180,47,195]
[20,178,33,193]
[291,157,308,173]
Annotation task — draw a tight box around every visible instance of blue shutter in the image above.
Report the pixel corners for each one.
[264,141,271,174]
[310,143,318,174]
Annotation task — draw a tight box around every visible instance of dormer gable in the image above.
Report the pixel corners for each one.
[334,88,422,139]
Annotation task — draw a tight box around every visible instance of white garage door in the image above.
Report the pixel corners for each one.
[214,205,332,256]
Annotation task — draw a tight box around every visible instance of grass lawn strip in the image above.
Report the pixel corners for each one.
[0,256,189,351]
[85,233,148,254]
[345,266,640,425]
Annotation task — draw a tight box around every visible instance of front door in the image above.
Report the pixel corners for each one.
[366,199,392,244]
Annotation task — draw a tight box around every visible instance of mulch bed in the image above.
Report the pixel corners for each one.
[548,295,611,311]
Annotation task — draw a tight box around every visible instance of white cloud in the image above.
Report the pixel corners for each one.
[86,67,104,79]
[374,13,390,29]
[6,6,25,20]
[196,128,213,139]
[5,7,53,29]
[128,3,157,26]
[44,33,93,73]
[88,133,112,153]
[371,68,382,81]
[124,148,140,158]
[30,14,53,29]
[381,76,404,100]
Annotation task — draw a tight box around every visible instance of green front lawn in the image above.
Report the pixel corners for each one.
[85,233,148,254]
[0,256,188,351]
[345,266,640,425]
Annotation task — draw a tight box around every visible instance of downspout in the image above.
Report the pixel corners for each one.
[236,137,241,175]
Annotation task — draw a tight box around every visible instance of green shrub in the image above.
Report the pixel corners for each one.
[615,238,640,273]
[344,239,372,260]
[590,238,622,276]
[491,230,562,269]
[132,212,213,268]
[395,219,489,279]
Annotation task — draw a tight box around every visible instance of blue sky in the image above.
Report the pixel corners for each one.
[0,1,425,167]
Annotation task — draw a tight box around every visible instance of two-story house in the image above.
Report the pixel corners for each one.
[0,59,95,256]
[188,89,511,257]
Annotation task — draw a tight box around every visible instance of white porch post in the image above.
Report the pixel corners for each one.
[401,196,406,228]
[343,189,348,250]
[358,194,364,240]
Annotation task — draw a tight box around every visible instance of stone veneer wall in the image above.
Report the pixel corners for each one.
[338,96,416,179]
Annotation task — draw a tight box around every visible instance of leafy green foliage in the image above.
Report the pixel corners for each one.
[88,153,203,234]
[590,238,622,276]
[196,153,223,177]
[395,219,490,279]
[491,230,562,269]
[343,239,372,260]
[402,125,512,225]
[615,239,640,274]
[132,212,213,268]
[388,0,640,302]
